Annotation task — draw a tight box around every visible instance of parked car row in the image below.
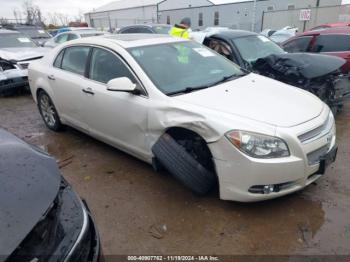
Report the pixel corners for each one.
[0,26,107,95]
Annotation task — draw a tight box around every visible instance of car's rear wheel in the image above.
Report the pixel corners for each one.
[38,91,63,131]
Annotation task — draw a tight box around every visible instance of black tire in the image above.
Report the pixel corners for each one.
[37,91,63,131]
[152,133,216,195]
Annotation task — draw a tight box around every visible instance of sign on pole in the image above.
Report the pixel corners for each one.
[299,9,311,21]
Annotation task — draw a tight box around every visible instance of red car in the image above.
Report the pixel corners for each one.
[282,28,350,73]
[309,22,350,31]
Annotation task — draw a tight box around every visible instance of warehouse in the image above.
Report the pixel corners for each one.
[158,0,343,31]
[84,0,161,30]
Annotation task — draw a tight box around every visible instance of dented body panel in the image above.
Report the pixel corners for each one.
[29,35,337,202]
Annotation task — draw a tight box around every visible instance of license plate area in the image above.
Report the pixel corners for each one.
[318,146,338,175]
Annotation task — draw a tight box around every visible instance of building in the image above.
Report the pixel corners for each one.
[85,0,346,32]
[84,0,161,30]
[158,0,343,31]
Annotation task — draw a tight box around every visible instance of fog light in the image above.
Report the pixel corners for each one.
[263,185,275,194]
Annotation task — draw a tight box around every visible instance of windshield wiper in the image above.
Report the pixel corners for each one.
[209,73,248,87]
[167,85,209,96]
[166,73,248,96]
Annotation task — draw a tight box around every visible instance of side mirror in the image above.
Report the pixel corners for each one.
[107,77,140,94]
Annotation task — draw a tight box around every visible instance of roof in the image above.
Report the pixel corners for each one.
[211,29,257,39]
[209,0,251,4]
[92,0,161,13]
[68,34,185,49]
[302,27,350,36]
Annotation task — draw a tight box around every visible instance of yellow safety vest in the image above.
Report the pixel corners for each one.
[170,26,190,39]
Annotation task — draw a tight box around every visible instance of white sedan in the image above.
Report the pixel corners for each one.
[28,34,337,202]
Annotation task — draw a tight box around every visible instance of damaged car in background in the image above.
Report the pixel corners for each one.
[0,129,100,261]
[28,35,337,202]
[192,29,350,113]
[0,29,49,95]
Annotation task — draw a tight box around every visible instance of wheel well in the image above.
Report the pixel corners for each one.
[165,127,216,172]
[36,88,45,99]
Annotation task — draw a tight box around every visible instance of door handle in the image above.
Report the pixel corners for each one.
[82,88,95,95]
[47,75,55,81]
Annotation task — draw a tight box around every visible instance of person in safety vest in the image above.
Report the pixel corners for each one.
[169,17,191,39]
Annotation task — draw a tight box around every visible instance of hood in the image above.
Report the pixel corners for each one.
[253,53,346,79]
[174,73,324,128]
[0,47,50,62]
[0,129,61,258]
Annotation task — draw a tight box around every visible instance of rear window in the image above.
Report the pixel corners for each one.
[313,35,350,52]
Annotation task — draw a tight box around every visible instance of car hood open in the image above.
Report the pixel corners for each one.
[0,130,61,258]
[174,73,324,128]
[0,47,49,62]
[253,53,346,79]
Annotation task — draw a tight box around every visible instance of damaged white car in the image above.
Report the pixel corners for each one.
[28,35,337,202]
[0,29,48,94]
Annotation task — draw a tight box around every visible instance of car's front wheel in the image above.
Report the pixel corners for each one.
[38,91,63,131]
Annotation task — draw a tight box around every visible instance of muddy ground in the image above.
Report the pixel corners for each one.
[1,94,350,256]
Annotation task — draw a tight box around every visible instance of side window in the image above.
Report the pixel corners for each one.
[89,48,136,84]
[313,35,350,52]
[283,36,313,53]
[138,27,153,33]
[61,46,90,76]
[68,34,79,41]
[53,49,65,68]
[55,33,69,44]
[120,28,137,34]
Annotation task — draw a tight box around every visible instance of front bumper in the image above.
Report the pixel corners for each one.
[63,190,101,262]
[209,108,337,202]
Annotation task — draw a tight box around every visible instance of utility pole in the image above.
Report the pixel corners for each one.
[251,0,257,32]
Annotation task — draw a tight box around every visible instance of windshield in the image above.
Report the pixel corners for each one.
[17,28,51,39]
[129,41,244,95]
[232,35,284,63]
[152,25,172,34]
[0,33,37,48]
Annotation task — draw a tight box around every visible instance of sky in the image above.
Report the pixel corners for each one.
[0,0,112,21]
[0,0,251,21]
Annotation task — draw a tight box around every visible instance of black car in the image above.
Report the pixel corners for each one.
[201,29,350,112]
[118,24,172,34]
[0,129,100,261]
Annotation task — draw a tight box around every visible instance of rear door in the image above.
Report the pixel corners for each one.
[50,46,92,131]
[311,34,350,72]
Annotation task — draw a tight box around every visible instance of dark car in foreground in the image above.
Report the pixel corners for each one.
[0,129,100,261]
[196,29,350,112]
[118,24,172,34]
[282,28,350,73]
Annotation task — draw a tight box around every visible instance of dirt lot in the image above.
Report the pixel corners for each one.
[1,94,350,256]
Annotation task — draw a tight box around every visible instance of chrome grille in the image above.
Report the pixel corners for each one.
[298,113,333,143]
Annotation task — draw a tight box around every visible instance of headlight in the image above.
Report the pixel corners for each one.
[225,130,290,159]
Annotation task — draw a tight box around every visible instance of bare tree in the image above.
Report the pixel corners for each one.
[22,0,44,25]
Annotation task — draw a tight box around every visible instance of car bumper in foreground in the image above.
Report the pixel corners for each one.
[209,110,337,202]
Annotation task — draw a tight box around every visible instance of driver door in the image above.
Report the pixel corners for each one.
[82,47,150,160]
